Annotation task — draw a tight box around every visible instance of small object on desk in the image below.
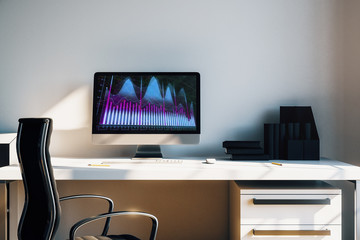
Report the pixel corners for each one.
[223,140,267,161]
[271,162,282,166]
[206,158,216,164]
[88,164,110,167]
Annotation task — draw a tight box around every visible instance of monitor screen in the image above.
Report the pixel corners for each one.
[92,72,200,148]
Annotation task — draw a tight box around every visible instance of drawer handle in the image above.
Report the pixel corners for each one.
[253,198,330,205]
[253,229,331,236]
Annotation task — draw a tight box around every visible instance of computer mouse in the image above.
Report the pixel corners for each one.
[206,158,216,164]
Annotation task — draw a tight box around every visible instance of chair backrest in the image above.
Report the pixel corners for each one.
[17,118,60,240]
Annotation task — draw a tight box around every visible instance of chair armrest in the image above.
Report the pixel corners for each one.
[60,194,114,235]
[69,211,159,240]
[60,195,114,212]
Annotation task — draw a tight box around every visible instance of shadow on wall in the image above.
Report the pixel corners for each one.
[42,85,135,158]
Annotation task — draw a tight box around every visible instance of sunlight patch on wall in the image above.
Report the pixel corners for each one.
[41,85,91,130]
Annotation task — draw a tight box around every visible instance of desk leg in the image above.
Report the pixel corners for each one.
[356,181,360,240]
[8,181,23,240]
[0,182,7,240]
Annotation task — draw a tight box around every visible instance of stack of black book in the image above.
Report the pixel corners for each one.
[223,141,269,160]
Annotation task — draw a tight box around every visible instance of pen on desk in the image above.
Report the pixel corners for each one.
[88,164,110,167]
[271,162,282,166]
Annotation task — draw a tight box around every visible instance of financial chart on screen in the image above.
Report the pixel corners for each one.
[93,72,200,134]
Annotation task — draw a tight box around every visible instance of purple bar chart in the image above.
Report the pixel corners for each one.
[98,76,196,130]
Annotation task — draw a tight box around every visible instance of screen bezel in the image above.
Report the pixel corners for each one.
[92,72,200,135]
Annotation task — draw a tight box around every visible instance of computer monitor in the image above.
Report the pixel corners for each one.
[92,72,200,158]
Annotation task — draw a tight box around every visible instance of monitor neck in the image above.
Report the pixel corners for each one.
[132,145,163,159]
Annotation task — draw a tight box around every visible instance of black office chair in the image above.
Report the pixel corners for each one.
[16,118,158,240]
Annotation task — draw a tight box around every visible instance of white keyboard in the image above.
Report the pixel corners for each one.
[154,159,183,164]
[102,159,183,164]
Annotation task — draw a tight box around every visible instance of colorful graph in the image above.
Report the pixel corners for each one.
[98,75,197,130]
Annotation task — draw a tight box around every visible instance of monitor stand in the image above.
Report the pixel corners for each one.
[132,145,163,159]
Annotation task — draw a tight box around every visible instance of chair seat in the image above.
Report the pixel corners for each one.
[75,234,140,240]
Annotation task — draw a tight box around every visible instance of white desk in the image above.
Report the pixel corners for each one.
[1,158,359,181]
[2,158,360,239]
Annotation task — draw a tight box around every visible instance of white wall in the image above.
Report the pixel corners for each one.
[340,3,360,238]
[0,0,344,159]
[0,0,354,239]
[343,0,360,165]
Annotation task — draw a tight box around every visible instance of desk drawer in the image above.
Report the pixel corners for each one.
[240,225,341,240]
[241,194,341,225]
[229,181,342,240]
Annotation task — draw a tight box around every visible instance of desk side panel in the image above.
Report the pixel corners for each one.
[229,180,240,240]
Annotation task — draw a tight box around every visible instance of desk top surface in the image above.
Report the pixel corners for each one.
[1,157,360,181]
